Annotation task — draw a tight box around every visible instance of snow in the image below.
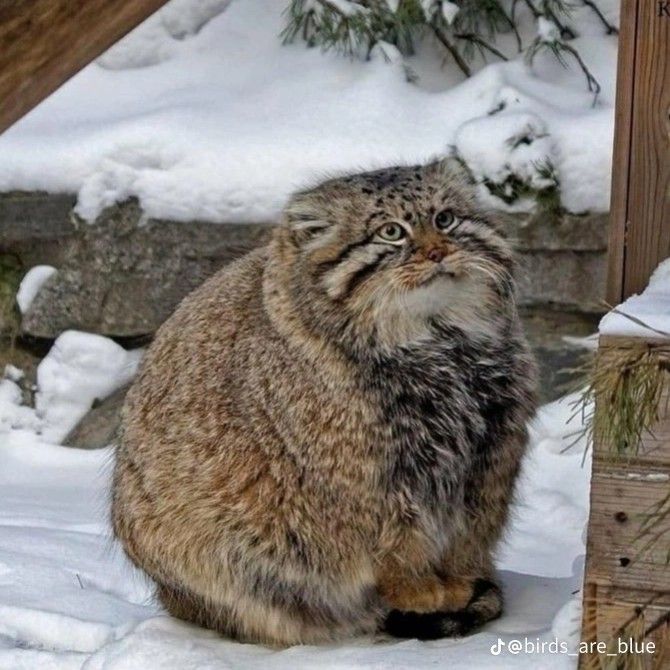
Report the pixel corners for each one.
[599,257,670,337]
[441,2,460,25]
[15,266,57,314]
[454,112,557,212]
[0,331,142,443]
[0,328,592,668]
[0,0,618,222]
[321,0,367,17]
[97,0,233,69]
[537,17,560,43]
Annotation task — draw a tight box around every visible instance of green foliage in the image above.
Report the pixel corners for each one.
[0,253,23,341]
[578,341,669,459]
[479,158,561,214]
[282,0,616,99]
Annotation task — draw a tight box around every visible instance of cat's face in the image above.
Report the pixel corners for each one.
[275,160,515,347]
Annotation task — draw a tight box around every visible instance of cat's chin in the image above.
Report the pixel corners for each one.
[409,265,459,290]
[419,271,458,288]
[370,277,500,349]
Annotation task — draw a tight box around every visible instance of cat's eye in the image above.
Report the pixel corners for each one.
[435,210,456,230]
[375,222,407,244]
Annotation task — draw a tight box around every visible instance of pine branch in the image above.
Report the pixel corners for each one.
[453,32,508,62]
[556,40,601,100]
[521,0,541,19]
[431,24,472,77]
[546,12,576,40]
[581,0,618,35]
[281,0,601,101]
[527,37,601,105]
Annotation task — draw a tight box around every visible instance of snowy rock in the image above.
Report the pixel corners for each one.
[0,378,41,433]
[15,198,271,338]
[15,265,57,314]
[3,364,23,382]
[35,331,142,443]
[64,384,129,449]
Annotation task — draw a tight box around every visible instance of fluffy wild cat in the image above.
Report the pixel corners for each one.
[112,159,537,646]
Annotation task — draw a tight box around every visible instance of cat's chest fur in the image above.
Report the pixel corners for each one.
[364,327,523,511]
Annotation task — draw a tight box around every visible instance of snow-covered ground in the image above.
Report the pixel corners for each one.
[0,331,591,669]
[0,0,617,222]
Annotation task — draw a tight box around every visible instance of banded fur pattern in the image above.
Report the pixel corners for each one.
[112,159,537,646]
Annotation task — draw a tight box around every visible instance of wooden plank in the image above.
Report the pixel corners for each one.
[606,0,639,305]
[581,334,670,668]
[581,585,670,670]
[620,0,670,299]
[0,0,170,134]
[586,475,670,593]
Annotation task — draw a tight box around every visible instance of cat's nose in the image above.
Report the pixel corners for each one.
[426,248,445,263]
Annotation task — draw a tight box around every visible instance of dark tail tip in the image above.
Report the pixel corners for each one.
[385,609,479,640]
[384,578,503,640]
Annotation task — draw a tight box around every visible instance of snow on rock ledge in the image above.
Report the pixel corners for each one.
[7,196,608,339]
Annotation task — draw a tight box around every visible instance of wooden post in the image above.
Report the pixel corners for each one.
[0,0,170,134]
[606,0,670,304]
[582,4,670,666]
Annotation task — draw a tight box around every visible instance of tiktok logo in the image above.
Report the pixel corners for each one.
[490,639,504,655]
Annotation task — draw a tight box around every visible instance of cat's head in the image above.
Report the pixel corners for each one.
[270,159,516,350]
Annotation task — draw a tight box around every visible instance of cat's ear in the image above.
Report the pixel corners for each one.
[434,155,476,186]
[283,193,331,247]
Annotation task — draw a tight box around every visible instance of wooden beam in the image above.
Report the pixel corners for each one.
[0,0,170,134]
[605,0,639,305]
[607,0,670,304]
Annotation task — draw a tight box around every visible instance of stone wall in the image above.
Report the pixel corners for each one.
[0,191,608,339]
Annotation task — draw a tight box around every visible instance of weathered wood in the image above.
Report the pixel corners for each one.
[607,0,670,304]
[582,584,670,670]
[606,0,638,305]
[581,335,670,668]
[587,474,670,593]
[0,0,170,134]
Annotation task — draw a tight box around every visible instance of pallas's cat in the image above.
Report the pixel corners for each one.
[112,160,537,645]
